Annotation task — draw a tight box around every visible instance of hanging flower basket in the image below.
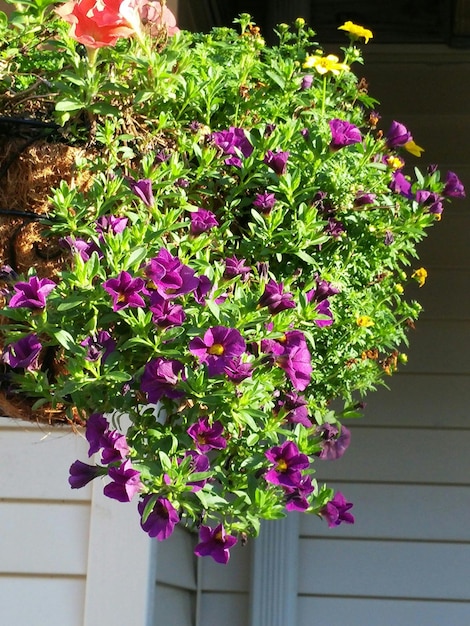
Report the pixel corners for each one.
[0,2,465,563]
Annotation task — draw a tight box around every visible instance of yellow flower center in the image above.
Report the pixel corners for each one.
[208,343,224,356]
[276,459,288,472]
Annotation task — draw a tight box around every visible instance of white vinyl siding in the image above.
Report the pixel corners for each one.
[0,419,155,626]
[0,420,91,626]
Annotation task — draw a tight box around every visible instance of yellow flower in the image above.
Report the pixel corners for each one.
[356,315,374,327]
[411,267,428,287]
[338,21,373,44]
[404,140,424,157]
[386,155,404,170]
[303,54,349,75]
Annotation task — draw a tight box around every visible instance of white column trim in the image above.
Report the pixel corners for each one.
[83,478,158,626]
[249,514,300,626]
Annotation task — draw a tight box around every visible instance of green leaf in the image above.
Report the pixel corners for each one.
[104,371,133,382]
[158,450,172,472]
[55,99,84,112]
[295,249,317,265]
[52,329,76,351]
[127,246,149,270]
[90,102,120,116]
[266,69,286,90]
[57,298,86,311]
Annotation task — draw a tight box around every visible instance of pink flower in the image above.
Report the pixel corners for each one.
[56,0,142,49]
[138,1,180,37]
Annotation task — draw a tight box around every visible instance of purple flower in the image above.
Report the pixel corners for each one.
[85,413,110,456]
[277,331,312,391]
[277,392,312,427]
[253,191,277,214]
[103,271,146,311]
[9,276,55,309]
[155,150,170,164]
[386,120,412,148]
[3,333,42,370]
[307,277,339,325]
[194,275,213,304]
[443,171,465,198]
[389,171,413,199]
[61,236,102,262]
[384,230,394,245]
[224,357,253,383]
[69,460,103,489]
[264,123,276,136]
[138,495,179,540]
[190,208,219,235]
[85,413,130,464]
[325,217,345,238]
[187,416,227,452]
[354,191,377,207]
[320,492,355,527]
[265,440,309,488]
[140,357,185,403]
[329,119,362,151]
[127,177,154,207]
[264,149,289,175]
[189,326,246,376]
[416,190,444,216]
[103,460,143,502]
[212,127,253,159]
[300,74,313,90]
[285,475,314,511]
[300,127,310,140]
[175,177,190,188]
[145,248,199,300]
[223,256,251,280]
[100,430,130,465]
[81,330,116,362]
[95,214,128,235]
[313,298,334,328]
[258,279,296,314]
[224,156,243,168]
[194,523,237,564]
[306,277,340,303]
[315,423,351,460]
[182,450,211,491]
[0,264,18,282]
[149,291,185,327]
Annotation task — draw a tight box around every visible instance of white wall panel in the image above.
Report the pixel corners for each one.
[0,419,91,501]
[198,592,250,626]
[404,320,470,374]
[1,502,89,574]
[153,584,195,625]
[362,373,470,428]
[200,542,252,592]
[300,483,470,542]
[298,596,470,626]
[156,526,197,591]
[0,577,86,626]
[298,539,470,600]
[315,427,470,484]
